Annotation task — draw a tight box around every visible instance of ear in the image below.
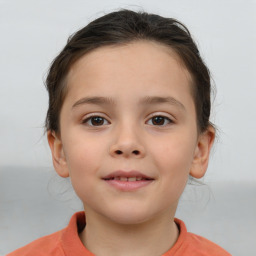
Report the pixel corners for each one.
[47,131,69,178]
[190,126,215,179]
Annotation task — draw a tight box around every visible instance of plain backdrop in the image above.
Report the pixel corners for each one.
[0,0,255,255]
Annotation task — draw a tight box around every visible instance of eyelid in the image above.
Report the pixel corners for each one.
[80,112,175,126]
[81,113,111,125]
[146,112,175,125]
[146,112,175,121]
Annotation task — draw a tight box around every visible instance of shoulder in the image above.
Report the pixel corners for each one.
[165,218,231,256]
[6,212,89,256]
[185,232,232,255]
[6,230,64,256]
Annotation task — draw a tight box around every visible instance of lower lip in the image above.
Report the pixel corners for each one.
[104,179,153,191]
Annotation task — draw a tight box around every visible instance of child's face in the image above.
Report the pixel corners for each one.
[48,41,213,224]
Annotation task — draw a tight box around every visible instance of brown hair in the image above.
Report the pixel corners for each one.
[45,9,213,134]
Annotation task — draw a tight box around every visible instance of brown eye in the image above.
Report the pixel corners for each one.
[147,116,172,126]
[83,116,109,126]
[152,116,165,125]
[91,117,104,126]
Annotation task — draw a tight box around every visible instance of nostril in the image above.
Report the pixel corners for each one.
[114,150,140,155]
[116,150,122,155]
[133,150,140,155]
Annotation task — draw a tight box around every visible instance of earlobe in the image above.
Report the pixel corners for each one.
[190,126,215,179]
[47,131,69,178]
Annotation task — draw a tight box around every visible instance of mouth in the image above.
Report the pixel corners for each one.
[102,170,154,191]
[104,176,152,182]
[102,170,154,181]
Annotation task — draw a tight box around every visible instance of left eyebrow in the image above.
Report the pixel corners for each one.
[139,96,186,111]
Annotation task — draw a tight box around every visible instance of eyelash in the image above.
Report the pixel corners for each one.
[82,115,110,126]
[146,115,173,126]
[82,114,174,127]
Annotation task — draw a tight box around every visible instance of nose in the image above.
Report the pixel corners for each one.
[109,126,146,158]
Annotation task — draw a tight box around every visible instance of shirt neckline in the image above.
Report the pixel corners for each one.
[61,211,187,256]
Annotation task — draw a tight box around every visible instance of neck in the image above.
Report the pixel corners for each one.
[79,208,179,256]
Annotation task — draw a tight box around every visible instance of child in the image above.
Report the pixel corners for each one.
[8,9,231,256]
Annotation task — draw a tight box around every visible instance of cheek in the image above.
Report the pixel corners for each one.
[152,136,196,172]
[63,136,103,180]
[150,133,197,194]
[63,140,102,202]
[145,137,196,212]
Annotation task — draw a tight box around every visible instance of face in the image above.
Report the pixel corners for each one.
[48,41,214,225]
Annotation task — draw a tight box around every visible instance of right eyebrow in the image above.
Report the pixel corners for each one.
[72,96,116,109]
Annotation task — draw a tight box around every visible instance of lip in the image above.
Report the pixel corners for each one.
[103,170,153,180]
[102,170,154,191]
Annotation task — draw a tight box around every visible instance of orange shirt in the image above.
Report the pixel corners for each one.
[7,212,231,256]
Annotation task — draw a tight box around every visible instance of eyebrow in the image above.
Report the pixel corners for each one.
[72,96,185,110]
[140,96,185,110]
[72,96,116,108]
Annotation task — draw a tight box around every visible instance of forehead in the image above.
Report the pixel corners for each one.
[65,41,193,105]
[67,41,192,84]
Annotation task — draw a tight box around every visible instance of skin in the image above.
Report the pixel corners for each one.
[48,41,215,256]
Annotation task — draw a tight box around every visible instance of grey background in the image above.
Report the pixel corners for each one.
[0,0,255,255]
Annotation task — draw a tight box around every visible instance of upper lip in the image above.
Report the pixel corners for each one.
[102,170,154,180]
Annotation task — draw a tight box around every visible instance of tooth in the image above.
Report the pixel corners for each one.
[136,177,142,181]
[120,177,127,181]
[114,177,119,180]
[128,177,136,182]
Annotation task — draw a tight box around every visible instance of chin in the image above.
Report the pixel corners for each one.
[104,206,155,225]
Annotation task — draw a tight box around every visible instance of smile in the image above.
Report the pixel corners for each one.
[104,176,151,181]
[103,170,154,191]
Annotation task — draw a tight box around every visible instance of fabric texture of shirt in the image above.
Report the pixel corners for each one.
[7,211,231,256]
